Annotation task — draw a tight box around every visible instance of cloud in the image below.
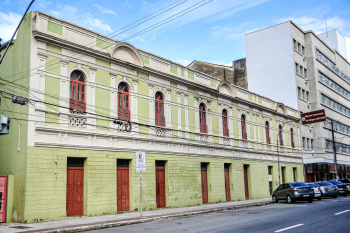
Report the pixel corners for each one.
[276,15,350,37]
[84,13,113,33]
[50,3,77,18]
[0,11,21,41]
[92,4,117,16]
[176,59,191,66]
[34,0,52,9]
[211,22,260,41]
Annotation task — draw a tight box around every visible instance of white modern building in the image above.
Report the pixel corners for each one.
[245,21,350,181]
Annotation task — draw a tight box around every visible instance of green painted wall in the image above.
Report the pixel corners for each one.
[188,72,194,80]
[170,65,177,75]
[141,55,149,65]
[45,76,61,124]
[23,146,303,223]
[96,69,110,87]
[137,72,149,79]
[95,87,110,129]
[210,80,218,89]
[48,21,63,35]
[96,59,111,68]
[96,38,112,51]
[0,12,32,223]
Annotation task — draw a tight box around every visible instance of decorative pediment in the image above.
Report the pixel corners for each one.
[109,42,144,67]
[276,103,286,115]
[218,82,235,97]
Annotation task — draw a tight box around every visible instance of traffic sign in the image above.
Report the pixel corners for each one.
[136,151,146,172]
[301,109,326,125]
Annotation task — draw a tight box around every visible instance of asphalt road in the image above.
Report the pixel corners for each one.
[86,196,350,233]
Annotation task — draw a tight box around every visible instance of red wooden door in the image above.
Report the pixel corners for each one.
[66,167,84,216]
[156,167,166,208]
[117,166,129,211]
[0,175,7,223]
[201,166,208,203]
[224,168,231,201]
[244,166,249,199]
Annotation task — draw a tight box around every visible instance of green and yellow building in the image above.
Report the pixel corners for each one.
[0,12,302,223]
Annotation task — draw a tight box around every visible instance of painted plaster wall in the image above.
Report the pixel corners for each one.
[23,146,302,223]
[0,12,32,222]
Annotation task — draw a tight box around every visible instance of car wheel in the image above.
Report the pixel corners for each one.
[333,195,337,198]
[287,195,294,204]
[308,198,313,203]
[272,195,278,203]
[343,194,347,197]
[317,197,322,200]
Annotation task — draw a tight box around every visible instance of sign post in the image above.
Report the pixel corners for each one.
[301,109,326,125]
[136,151,146,217]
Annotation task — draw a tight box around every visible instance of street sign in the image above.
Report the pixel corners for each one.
[136,152,146,172]
[301,109,326,125]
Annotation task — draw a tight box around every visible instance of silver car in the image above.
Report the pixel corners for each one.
[272,182,314,204]
[306,183,322,200]
[314,182,338,198]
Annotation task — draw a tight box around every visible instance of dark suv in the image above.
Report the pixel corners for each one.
[272,182,314,204]
[338,179,350,194]
[329,181,348,196]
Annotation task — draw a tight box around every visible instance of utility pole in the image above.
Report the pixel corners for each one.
[277,136,280,185]
[331,121,339,180]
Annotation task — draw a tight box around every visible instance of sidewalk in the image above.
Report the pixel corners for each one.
[0,198,272,233]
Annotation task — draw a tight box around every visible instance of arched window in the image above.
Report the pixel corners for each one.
[279,125,284,146]
[199,103,207,133]
[70,70,86,113]
[265,121,271,144]
[155,92,165,127]
[290,128,295,148]
[118,82,130,121]
[222,109,229,137]
[241,114,247,140]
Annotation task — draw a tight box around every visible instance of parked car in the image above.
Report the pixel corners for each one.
[314,182,338,198]
[338,179,350,194]
[306,183,322,200]
[272,182,314,204]
[329,180,348,196]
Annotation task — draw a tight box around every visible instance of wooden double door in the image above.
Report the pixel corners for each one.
[66,158,84,217]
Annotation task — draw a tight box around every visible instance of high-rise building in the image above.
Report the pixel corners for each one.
[245,21,350,181]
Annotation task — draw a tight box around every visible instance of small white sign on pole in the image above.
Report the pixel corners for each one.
[136,151,146,172]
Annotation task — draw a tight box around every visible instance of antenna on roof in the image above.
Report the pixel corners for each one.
[323,5,328,37]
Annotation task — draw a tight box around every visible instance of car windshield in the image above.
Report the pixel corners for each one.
[306,183,317,187]
[339,179,349,183]
[329,181,343,185]
[291,183,307,187]
[318,182,333,186]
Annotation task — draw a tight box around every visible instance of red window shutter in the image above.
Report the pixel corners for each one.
[118,83,130,121]
[155,93,165,127]
[200,104,207,133]
[222,111,229,137]
[241,116,247,140]
[69,71,86,113]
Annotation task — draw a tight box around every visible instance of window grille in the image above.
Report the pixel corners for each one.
[67,157,84,167]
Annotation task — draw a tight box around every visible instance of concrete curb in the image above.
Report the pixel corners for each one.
[24,200,272,233]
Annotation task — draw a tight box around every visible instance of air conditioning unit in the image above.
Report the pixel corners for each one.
[0,115,10,135]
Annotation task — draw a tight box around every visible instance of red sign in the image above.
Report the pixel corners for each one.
[0,175,7,223]
[301,109,326,125]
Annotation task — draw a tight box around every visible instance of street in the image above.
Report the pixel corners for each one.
[86,196,350,233]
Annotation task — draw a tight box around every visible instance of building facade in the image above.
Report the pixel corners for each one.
[245,21,350,182]
[0,12,301,223]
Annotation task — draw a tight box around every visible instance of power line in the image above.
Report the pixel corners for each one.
[1,0,211,87]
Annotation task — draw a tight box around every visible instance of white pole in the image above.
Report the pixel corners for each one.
[140,172,142,217]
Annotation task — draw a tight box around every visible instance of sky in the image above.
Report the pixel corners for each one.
[1,0,350,66]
